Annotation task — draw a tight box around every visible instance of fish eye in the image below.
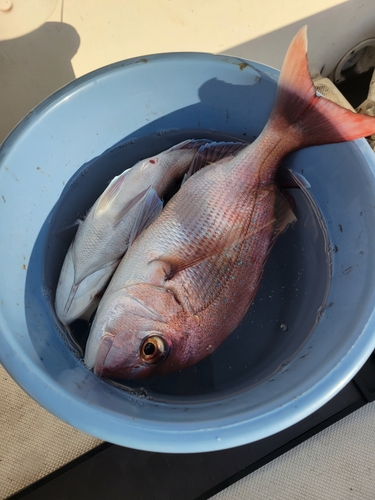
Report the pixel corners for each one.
[140,335,169,364]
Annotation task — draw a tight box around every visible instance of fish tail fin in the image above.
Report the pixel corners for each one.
[269,26,375,147]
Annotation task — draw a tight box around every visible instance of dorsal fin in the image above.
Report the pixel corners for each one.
[183,141,248,183]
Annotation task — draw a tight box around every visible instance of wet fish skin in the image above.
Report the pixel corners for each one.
[85,26,375,379]
[55,139,211,325]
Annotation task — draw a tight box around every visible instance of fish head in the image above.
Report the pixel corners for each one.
[84,285,196,379]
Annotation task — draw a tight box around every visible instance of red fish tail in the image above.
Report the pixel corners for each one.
[269,26,375,148]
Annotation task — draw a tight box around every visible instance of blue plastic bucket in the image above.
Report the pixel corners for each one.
[1,53,375,452]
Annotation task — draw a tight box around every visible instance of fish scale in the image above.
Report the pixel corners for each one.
[168,188,279,316]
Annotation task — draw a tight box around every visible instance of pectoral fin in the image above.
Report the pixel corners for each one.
[157,186,296,287]
[94,168,131,217]
[112,186,151,227]
[128,186,163,247]
[165,190,296,314]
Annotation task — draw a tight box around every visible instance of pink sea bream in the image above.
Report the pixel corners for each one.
[84,26,375,379]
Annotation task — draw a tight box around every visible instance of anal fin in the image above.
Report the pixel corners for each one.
[271,187,297,240]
